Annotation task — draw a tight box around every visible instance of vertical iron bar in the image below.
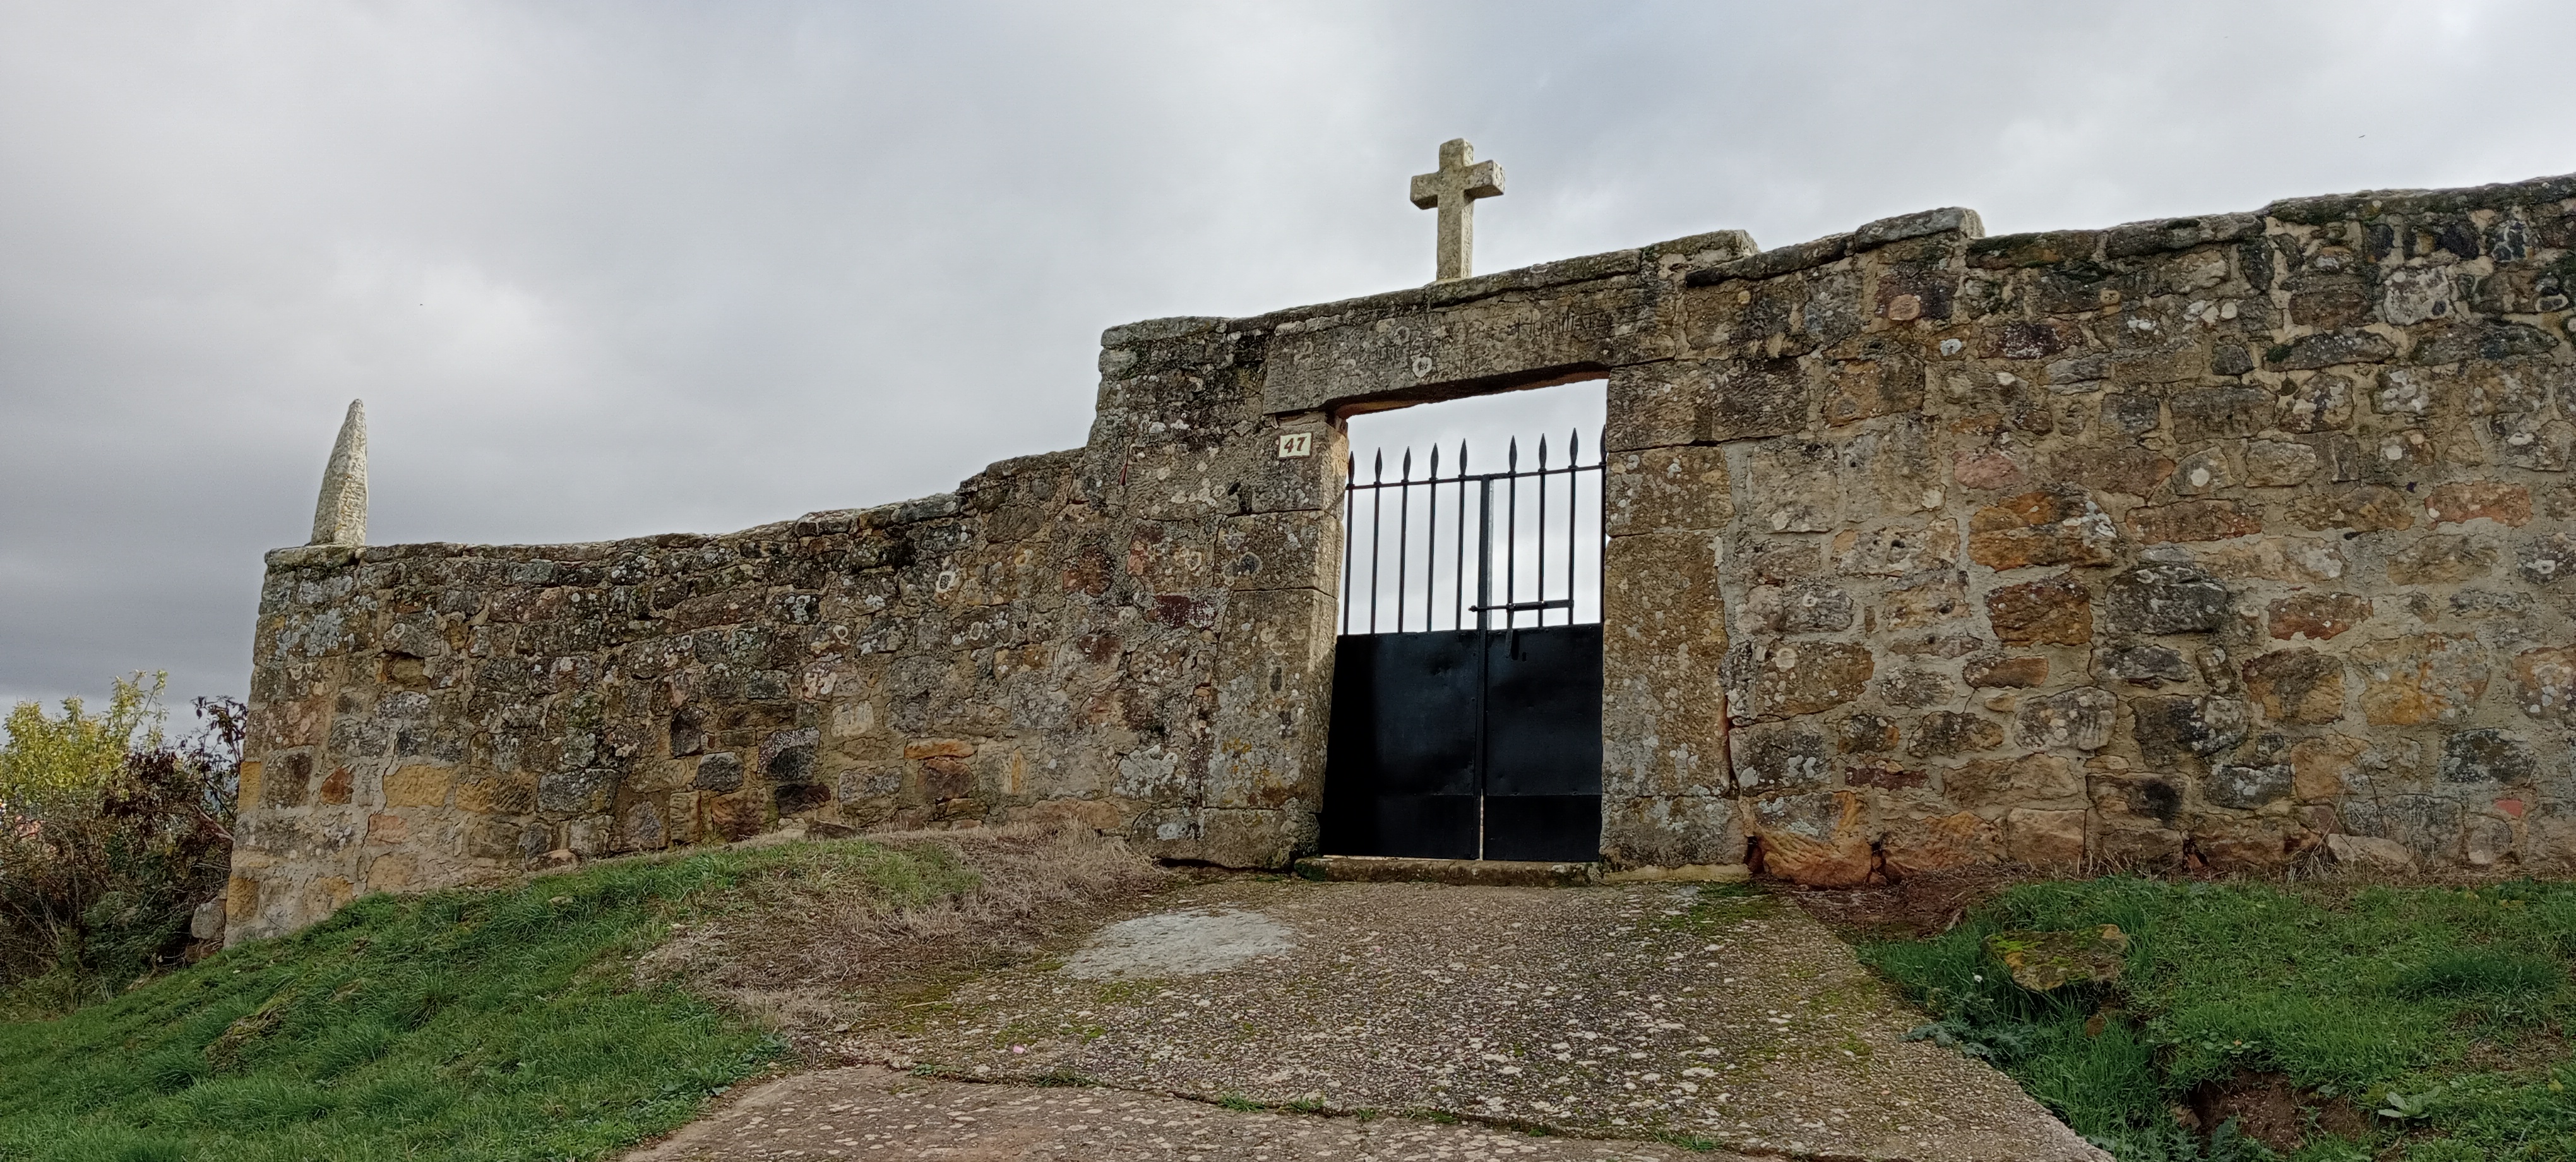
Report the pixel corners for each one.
[1537,434,1549,627]
[1426,445,1440,633]
[1396,450,1411,633]
[1475,471,1493,860]
[1569,430,1581,625]
[1455,441,1469,632]
[1368,450,1383,633]
[1477,475,1493,631]
[1341,452,1354,633]
[1505,438,1518,628]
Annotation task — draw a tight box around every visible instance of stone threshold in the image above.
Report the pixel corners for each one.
[1292,854,1603,887]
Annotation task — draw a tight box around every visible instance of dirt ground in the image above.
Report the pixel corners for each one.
[693,876,2109,1162]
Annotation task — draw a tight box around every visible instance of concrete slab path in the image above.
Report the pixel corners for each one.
[632,877,2107,1161]
[626,1065,1732,1161]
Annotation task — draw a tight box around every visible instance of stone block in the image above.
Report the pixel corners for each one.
[1603,362,1696,453]
[1883,569,1971,628]
[2242,440,2321,488]
[761,728,820,784]
[2128,500,2262,544]
[381,764,453,808]
[1968,487,2118,570]
[2385,534,2496,585]
[1601,794,1743,870]
[2049,446,2174,498]
[2273,373,2356,433]
[1844,760,1925,789]
[1699,358,1813,442]
[1747,791,1872,886]
[2268,592,2370,641]
[1195,806,1311,868]
[2169,386,2276,442]
[1261,280,1664,414]
[2327,832,2418,872]
[2266,330,2397,371]
[2190,537,2347,584]
[260,751,314,810]
[2510,645,2576,719]
[2099,642,2195,687]
[1964,653,2049,688]
[1751,640,1874,717]
[1217,510,1341,591]
[2290,735,2368,803]
[2289,485,2416,532]
[1909,712,2004,758]
[1741,580,1854,633]
[2194,819,2302,872]
[1945,752,2082,808]
[1986,573,2094,645]
[1822,354,1924,426]
[1727,720,1830,793]
[2105,564,2233,635]
[1834,713,1899,753]
[1206,588,1334,812]
[2171,448,2234,496]
[2242,649,2347,725]
[2131,695,2251,771]
[2341,795,2463,863]
[2015,688,2117,751]
[1741,438,1837,532]
[2441,729,2539,786]
[2093,772,2185,827]
[1604,531,1727,796]
[2517,532,2576,584]
[1604,445,1731,535]
[2425,481,2531,527]
[2354,635,2490,726]
[694,752,744,793]
[2004,808,2087,870]
[1880,811,2005,879]
[1881,669,1953,708]
[1832,521,1957,577]
[538,768,620,815]
[2205,763,2294,810]
[2096,818,2188,868]
[1236,421,1349,515]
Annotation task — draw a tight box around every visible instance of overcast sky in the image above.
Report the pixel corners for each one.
[4,1,2572,712]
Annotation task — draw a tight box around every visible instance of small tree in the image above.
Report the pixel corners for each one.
[0,674,241,1012]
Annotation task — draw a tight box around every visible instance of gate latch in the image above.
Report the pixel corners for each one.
[1467,599,1571,613]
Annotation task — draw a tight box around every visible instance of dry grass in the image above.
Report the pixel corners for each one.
[638,822,1176,1036]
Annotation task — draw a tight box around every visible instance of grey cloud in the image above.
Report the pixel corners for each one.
[4,0,2573,706]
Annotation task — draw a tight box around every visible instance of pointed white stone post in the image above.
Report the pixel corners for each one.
[309,399,368,546]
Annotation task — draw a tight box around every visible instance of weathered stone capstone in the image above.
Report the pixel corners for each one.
[232,169,2576,943]
[309,398,367,546]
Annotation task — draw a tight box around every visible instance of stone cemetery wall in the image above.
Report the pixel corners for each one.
[1693,174,2576,884]
[232,170,2576,941]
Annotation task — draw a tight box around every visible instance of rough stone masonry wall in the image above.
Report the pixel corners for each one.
[232,380,1353,943]
[234,169,2576,942]
[1693,174,2576,885]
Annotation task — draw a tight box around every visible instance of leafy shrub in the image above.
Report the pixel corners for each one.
[0,674,241,1012]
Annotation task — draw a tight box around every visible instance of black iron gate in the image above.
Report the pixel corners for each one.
[1320,433,1604,862]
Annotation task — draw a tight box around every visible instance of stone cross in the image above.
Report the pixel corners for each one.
[1409,138,1505,282]
[309,398,368,546]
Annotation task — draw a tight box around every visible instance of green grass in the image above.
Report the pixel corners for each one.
[1861,878,2576,1161]
[0,838,984,1162]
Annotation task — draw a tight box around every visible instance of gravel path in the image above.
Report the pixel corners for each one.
[847,879,2106,1162]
